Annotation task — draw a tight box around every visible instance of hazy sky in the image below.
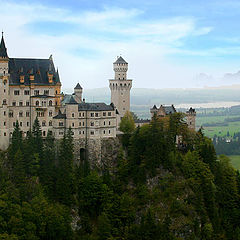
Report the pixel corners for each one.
[1,0,240,89]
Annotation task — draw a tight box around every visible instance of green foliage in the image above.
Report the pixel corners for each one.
[1,110,240,240]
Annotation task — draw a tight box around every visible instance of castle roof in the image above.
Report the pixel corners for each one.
[0,34,8,58]
[78,102,115,111]
[74,83,82,89]
[53,110,66,119]
[8,57,60,86]
[114,56,128,64]
[62,95,78,105]
[163,105,176,115]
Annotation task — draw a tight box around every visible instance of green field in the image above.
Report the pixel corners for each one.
[196,115,240,138]
[227,155,240,170]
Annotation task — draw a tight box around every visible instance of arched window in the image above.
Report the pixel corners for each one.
[49,100,52,106]
[2,99,6,105]
[49,121,52,126]
[42,121,46,127]
[36,100,39,106]
[49,111,52,117]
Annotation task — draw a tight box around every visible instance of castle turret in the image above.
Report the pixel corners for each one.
[109,56,132,126]
[0,32,9,75]
[186,107,196,130]
[74,83,83,103]
[0,32,10,150]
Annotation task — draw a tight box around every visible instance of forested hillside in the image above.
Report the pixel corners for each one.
[1,115,240,239]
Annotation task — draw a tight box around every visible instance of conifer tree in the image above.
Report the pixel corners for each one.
[56,128,74,206]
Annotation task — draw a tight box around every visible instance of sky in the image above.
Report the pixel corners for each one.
[1,0,240,90]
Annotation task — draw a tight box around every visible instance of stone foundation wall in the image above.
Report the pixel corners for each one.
[73,137,121,169]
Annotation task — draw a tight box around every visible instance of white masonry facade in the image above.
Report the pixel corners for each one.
[0,35,132,150]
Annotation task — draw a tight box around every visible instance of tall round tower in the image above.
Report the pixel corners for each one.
[109,56,132,126]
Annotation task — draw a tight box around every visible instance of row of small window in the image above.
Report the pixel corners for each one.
[13,90,50,96]
[12,121,53,127]
[2,100,55,106]
[7,111,53,118]
[58,130,112,136]
[71,112,112,118]
[59,121,111,127]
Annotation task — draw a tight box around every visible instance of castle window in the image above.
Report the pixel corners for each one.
[79,112,81,117]
[4,122,6,126]
[90,131,94,135]
[79,122,81,127]
[95,113,99,117]
[91,113,94,117]
[83,112,85,117]
[4,132,6,137]
[104,121,106,126]
[12,101,16,106]
[19,101,23,106]
[42,101,47,107]
[14,90,20,95]
[36,101,39,106]
[59,131,64,136]
[83,122,85,126]
[13,122,15,127]
[34,90,40,96]
[72,113,75,118]
[3,111,6,116]
[49,121,52,126]
[103,130,106,134]
[27,122,29,127]
[72,122,74,127]
[2,99,6,105]
[20,122,22,127]
[24,90,30,95]
[109,121,111,125]
[26,101,30,106]
[79,131,81,134]
[9,112,13,118]
[43,131,46,137]
[109,130,111,134]
[19,112,23,117]
[49,111,52,117]
[26,112,30,117]
[44,90,49,95]
[83,131,85,134]
[108,112,111,116]
[3,80,6,86]
[59,122,64,127]
[90,122,94,126]
[49,100,53,106]
[103,112,106,116]
[42,121,46,127]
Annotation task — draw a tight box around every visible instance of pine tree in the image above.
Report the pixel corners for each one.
[56,128,74,206]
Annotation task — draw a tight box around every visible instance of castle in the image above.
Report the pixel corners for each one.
[0,34,132,151]
[0,34,196,154]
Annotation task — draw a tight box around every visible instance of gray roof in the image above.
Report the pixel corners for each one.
[74,83,82,89]
[135,119,150,123]
[114,56,128,64]
[8,57,60,86]
[0,35,8,58]
[78,102,114,111]
[163,105,176,115]
[53,110,66,119]
[62,95,78,104]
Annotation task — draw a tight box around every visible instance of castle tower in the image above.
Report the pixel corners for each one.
[0,32,10,150]
[74,83,83,103]
[109,56,132,126]
[186,107,196,130]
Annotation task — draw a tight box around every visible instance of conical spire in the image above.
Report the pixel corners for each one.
[114,56,127,64]
[0,32,8,58]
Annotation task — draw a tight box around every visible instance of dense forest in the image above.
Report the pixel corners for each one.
[1,114,240,240]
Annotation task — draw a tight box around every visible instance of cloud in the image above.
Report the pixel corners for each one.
[0,0,220,90]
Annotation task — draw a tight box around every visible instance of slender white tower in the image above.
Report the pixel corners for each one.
[109,56,132,126]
